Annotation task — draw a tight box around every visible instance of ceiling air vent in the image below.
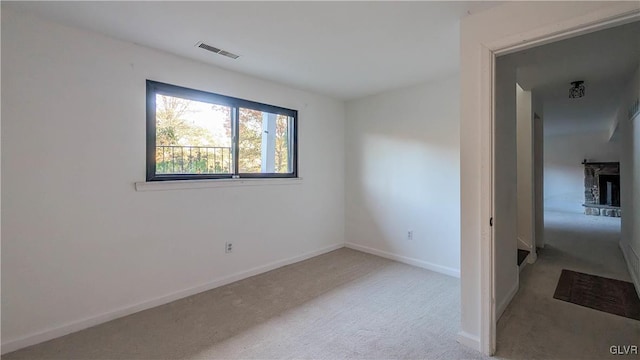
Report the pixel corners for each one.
[196,42,239,59]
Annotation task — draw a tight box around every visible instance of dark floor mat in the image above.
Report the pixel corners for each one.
[553,269,640,321]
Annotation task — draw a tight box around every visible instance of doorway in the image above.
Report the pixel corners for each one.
[491,16,640,359]
[458,3,640,356]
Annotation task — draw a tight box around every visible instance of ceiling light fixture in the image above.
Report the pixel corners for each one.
[195,41,239,59]
[569,81,585,99]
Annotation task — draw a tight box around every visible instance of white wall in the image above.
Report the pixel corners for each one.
[533,108,545,248]
[544,131,620,213]
[619,63,640,293]
[1,8,345,351]
[344,75,460,277]
[493,57,518,320]
[460,1,640,353]
[516,84,534,251]
[0,5,3,329]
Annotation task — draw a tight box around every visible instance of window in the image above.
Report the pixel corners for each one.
[146,80,297,181]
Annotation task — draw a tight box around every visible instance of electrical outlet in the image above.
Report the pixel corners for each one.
[407,230,413,240]
[225,242,233,253]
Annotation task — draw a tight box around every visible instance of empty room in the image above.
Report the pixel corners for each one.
[2,2,640,359]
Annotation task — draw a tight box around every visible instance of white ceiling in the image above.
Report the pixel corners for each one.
[503,21,640,137]
[4,1,501,100]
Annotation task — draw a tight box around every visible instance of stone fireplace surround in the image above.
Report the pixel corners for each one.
[582,161,621,217]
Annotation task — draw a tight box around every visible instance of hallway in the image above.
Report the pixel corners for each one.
[496,211,640,359]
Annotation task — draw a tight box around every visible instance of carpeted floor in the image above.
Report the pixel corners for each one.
[2,248,486,360]
[496,211,640,360]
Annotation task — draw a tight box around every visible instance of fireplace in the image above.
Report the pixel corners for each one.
[583,161,621,217]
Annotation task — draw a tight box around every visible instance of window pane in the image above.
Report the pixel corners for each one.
[155,94,232,174]
[238,108,292,174]
[275,114,291,173]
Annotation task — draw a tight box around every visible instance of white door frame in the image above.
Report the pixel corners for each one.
[479,8,640,356]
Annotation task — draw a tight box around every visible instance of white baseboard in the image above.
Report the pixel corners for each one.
[619,240,640,299]
[527,251,537,264]
[457,331,480,351]
[496,275,519,321]
[519,256,528,272]
[344,242,460,278]
[517,237,532,251]
[1,243,344,355]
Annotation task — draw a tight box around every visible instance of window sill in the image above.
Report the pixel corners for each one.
[135,177,303,192]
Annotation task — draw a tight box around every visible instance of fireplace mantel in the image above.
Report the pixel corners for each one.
[583,161,620,217]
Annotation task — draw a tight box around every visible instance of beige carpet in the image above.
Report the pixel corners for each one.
[495,211,640,360]
[3,248,485,360]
